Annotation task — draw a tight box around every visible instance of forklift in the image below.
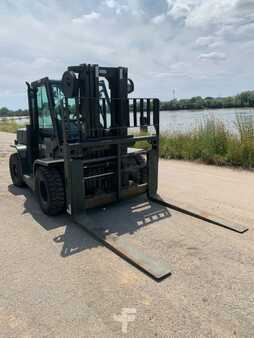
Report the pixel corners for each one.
[9,63,248,281]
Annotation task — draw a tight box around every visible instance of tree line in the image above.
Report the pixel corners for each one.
[0,107,28,117]
[160,90,254,110]
[1,90,254,116]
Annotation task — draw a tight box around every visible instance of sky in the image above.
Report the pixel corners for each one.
[0,0,254,109]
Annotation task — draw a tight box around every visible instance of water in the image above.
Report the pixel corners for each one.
[2,107,254,134]
[0,116,29,124]
[160,108,254,133]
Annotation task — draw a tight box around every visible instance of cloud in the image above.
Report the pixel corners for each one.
[0,0,254,109]
[104,0,117,8]
[235,0,254,12]
[166,0,253,31]
[167,0,197,20]
[165,0,239,28]
[103,0,134,15]
[199,52,227,61]
[72,11,101,23]
[208,41,224,48]
[186,0,237,28]
[196,36,224,49]
[152,62,191,78]
[151,14,166,24]
[196,36,214,47]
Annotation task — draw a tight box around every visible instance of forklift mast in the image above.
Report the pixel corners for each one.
[62,64,134,139]
[59,64,160,214]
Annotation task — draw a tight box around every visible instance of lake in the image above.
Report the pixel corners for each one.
[2,107,254,134]
[159,107,254,133]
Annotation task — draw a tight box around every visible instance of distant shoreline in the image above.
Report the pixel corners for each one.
[1,89,254,117]
[1,102,254,119]
[161,106,254,112]
[1,106,254,119]
[160,90,254,111]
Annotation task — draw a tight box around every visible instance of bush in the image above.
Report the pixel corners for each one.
[0,120,22,133]
[136,115,254,169]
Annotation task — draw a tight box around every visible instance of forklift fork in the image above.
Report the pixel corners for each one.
[73,211,172,281]
[149,196,249,234]
[72,192,248,283]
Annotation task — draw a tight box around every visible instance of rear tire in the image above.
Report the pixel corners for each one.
[9,153,25,187]
[35,167,65,215]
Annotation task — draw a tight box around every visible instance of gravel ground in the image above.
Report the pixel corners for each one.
[0,131,254,338]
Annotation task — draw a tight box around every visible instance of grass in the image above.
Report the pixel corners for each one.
[0,119,23,133]
[158,115,254,169]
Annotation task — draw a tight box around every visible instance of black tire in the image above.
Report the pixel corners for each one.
[35,167,65,216]
[9,153,25,187]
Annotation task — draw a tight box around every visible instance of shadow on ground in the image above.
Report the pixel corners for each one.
[8,184,171,259]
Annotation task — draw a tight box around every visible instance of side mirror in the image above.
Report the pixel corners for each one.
[128,78,134,94]
[61,71,78,98]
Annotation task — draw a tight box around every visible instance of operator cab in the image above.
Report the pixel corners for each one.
[29,78,112,145]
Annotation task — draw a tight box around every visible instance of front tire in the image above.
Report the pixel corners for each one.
[35,167,65,215]
[9,153,25,187]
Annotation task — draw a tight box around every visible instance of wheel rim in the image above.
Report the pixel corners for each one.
[39,181,48,203]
